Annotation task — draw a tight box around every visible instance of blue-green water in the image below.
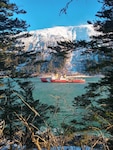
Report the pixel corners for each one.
[32,77,99,104]
[1,76,100,128]
[30,77,100,127]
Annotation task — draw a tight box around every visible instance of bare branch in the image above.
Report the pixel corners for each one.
[60,0,74,15]
[14,92,40,117]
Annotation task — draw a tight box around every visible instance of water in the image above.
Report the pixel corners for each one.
[30,77,100,127]
[32,77,99,103]
[33,79,84,103]
[0,76,100,128]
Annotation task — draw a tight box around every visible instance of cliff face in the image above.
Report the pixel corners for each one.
[20,25,96,72]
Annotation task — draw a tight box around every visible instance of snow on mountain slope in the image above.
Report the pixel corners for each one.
[21,24,96,72]
[22,24,96,51]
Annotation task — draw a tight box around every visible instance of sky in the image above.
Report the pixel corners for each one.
[10,0,102,31]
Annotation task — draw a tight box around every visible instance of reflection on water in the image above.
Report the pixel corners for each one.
[31,77,100,127]
[0,76,100,127]
[32,76,99,103]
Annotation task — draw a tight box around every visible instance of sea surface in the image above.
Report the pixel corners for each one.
[30,76,100,128]
[1,76,100,129]
[1,76,103,150]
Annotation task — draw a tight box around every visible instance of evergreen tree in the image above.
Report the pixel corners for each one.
[60,0,113,149]
[0,78,56,146]
[56,0,113,149]
[17,79,56,128]
[0,0,29,50]
[0,0,31,137]
[0,1,57,148]
[0,0,32,77]
[48,41,74,73]
[0,78,22,140]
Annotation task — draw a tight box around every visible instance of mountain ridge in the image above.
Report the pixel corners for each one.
[20,24,96,73]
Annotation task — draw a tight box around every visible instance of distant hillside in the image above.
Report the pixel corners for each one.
[19,25,96,73]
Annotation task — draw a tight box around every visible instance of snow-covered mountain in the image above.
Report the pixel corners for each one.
[20,24,96,72]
